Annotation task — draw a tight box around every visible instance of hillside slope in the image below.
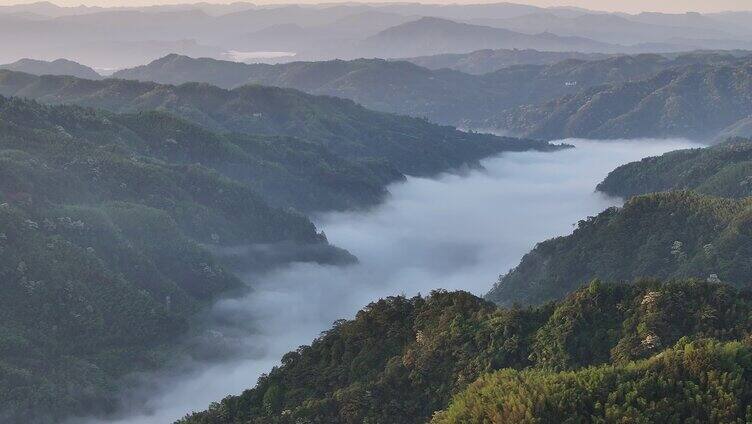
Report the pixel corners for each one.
[359,17,617,57]
[115,55,503,125]
[487,191,752,306]
[403,48,610,74]
[109,111,401,212]
[177,280,752,423]
[0,70,558,176]
[0,95,350,422]
[598,137,752,200]
[0,58,101,79]
[497,62,752,141]
[434,339,752,423]
[112,53,737,127]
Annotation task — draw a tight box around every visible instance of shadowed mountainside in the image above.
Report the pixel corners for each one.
[0,69,560,177]
[404,48,611,74]
[496,61,752,141]
[0,58,101,79]
[598,137,752,200]
[487,191,752,306]
[112,52,742,127]
[0,94,358,423]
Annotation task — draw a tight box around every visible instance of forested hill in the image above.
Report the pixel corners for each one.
[0,95,352,422]
[109,111,402,213]
[113,54,269,89]
[0,70,559,177]
[433,338,752,423]
[598,137,752,200]
[496,61,752,141]
[403,48,610,74]
[0,58,101,80]
[111,53,739,127]
[178,280,752,424]
[358,17,616,58]
[487,191,752,306]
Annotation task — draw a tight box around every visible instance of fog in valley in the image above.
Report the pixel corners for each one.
[6,0,752,421]
[71,138,697,424]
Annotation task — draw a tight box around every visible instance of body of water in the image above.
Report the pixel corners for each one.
[223,50,297,63]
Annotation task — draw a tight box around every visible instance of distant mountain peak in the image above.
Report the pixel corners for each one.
[0,57,101,79]
[363,16,615,57]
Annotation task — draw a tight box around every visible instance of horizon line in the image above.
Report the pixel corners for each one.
[1,0,751,16]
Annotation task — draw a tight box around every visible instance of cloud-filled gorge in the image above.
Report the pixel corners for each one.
[77,138,697,424]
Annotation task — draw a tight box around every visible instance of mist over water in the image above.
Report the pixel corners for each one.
[81,138,697,424]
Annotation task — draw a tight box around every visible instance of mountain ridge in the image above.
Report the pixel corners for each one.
[0,94,354,422]
[0,69,561,178]
[359,16,620,58]
[111,52,744,127]
[597,137,752,200]
[495,61,752,141]
[0,58,101,79]
[487,190,752,306]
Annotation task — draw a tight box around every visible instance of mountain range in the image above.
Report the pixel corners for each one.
[404,48,611,74]
[3,3,752,68]
[112,52,747,128]
[6,3,752,423]
[358,17,619,58]
[0,70,559,178]
[496,61,752,141]
[470,11,742,46]
[487,190,752,306]
[0,58,566,422]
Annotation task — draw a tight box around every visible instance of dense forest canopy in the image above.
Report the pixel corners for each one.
[178,280,752,423]
[598,137,752,200]
[0,69,559,177]
[0,94,358,422]
[487,191,752,306]
[110,110,403,213]
[433,338,752,423]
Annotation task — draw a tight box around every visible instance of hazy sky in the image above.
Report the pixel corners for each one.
[1,0,752,14]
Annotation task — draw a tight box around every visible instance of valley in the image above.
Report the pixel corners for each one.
[3,1,752,423]
[73,138,695,423]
